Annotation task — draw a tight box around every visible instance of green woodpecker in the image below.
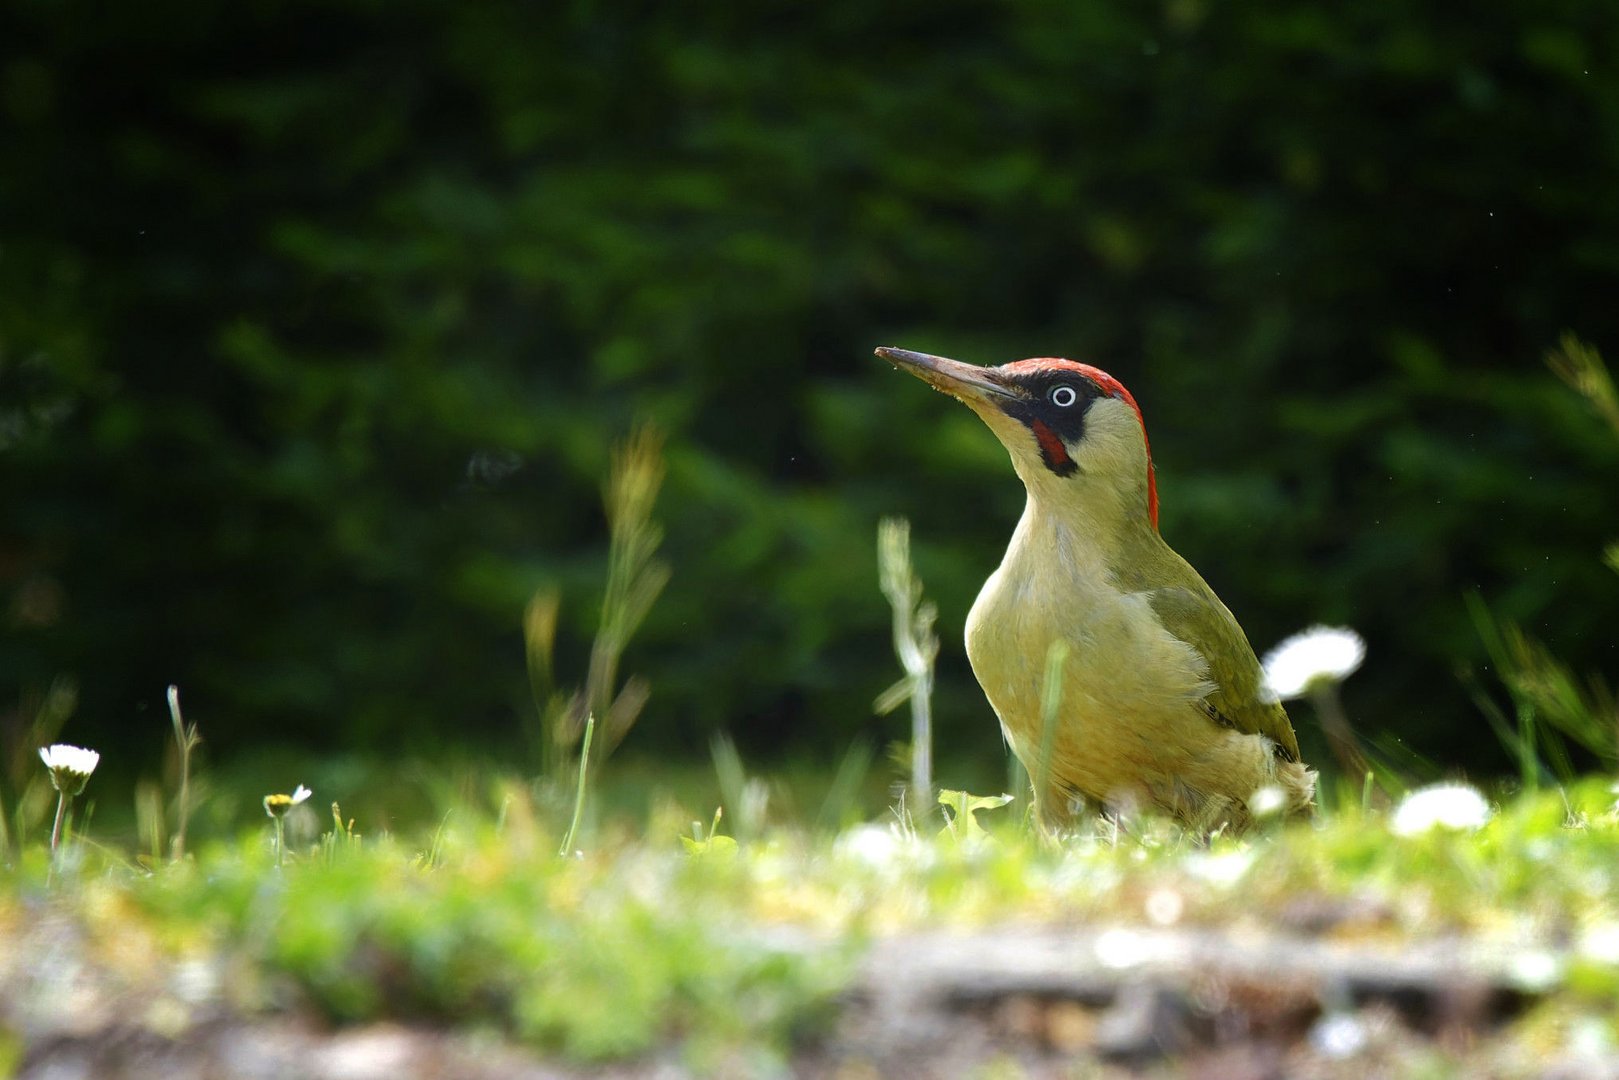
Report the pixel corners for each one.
[877,346,1316,831]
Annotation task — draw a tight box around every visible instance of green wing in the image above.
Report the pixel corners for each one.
[1146,583,1302,762]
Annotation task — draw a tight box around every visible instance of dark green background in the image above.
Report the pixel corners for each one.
[4,2,1616,781]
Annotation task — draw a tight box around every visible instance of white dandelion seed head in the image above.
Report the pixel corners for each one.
[1261,625,1366,702]
[39,744,100,795]
[1391,782,1492,836]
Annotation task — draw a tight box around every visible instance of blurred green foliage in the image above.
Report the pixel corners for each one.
[2,2,1617,774]
[115,828,852,1063]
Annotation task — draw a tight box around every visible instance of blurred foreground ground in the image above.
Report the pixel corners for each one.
[5,915,1612,1079]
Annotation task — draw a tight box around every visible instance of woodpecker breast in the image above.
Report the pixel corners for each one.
[964,503,1314,828]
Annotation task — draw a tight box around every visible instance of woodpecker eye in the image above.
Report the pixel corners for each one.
[1049,385,1079,408]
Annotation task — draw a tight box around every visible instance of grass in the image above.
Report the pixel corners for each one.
[876,516,940,819]
[3,773,1619,1072]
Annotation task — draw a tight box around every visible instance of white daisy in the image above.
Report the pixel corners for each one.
[835,822,903,867]
[1391,782,1492,836]
[263,784,313,819]
[1261,625,1366,702]
[38,743,100,796]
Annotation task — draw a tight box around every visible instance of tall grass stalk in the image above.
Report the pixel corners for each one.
[166,684,201,861]
[523,589,564,774]
[1467,592,1614,786]
[423,809,453,870]
[1463,666,1551,793]
[582,426,669,759]
[1547,333,1619,438]
[324,803,361,864]
[816,739,874,832]
[523,427,667,844]
[711,733,769,843]
[136,780,165,864]
[528,426,667,781]
[559,713,596,857]
[875,517,939,815]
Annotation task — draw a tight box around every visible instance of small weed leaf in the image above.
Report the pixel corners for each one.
[937,789,1013,841]
[682,806,737,857]
[680,833,738,858]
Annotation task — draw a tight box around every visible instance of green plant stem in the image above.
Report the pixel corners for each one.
[560,713,596,857]
[50,791,69,857]
[168,684,194,862]
[1518,704,1539,795]
[1310,684,1370,782]
[274,818,285,870]
[909,666,933,816]
[876,518,938,818]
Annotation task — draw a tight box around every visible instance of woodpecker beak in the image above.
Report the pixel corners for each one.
[876,347,1021,409]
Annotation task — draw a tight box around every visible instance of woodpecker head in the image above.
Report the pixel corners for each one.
[877,346,1159,530]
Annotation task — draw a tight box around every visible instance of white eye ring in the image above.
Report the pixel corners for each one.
[1049,385,1078,407]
